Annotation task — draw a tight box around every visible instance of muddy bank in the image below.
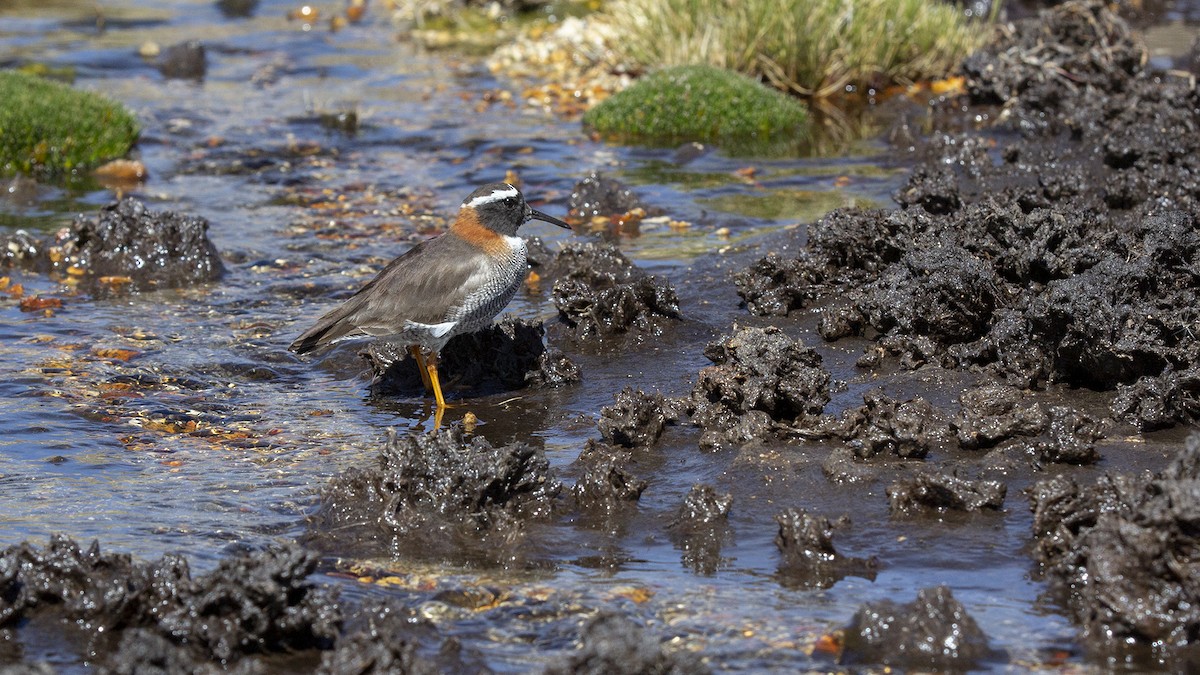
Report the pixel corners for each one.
[1030,433,1200,663]
[1,198,224,292]
[736,0,1200,434]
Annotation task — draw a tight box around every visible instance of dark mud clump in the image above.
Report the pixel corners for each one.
[544,613,710,675]
[953,384,1106,465]
[962,0,1143,105]
[543,243,681,344]
[317,601,488,674]
[855,245,1004,345]
[1029,434,1200,652]
[887,472,1006,513]
[568,172,647,218]
[679,326,830,450]
[597,387,670,448]
[309,427,560,564]
[1111,366,1200,432]
[840,586,995,669]
[571,440,648,524]
[774,508,877,589]
[2,198,225,292]
[363,317,580,397]
[157,41,207,80]
[0,536,339,668]
[730,0,1200,431]
[812,390,944,460]
[668,484,733,575]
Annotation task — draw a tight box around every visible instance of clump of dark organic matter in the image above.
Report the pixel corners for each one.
[317,601,488,674]
[1029,434,1200,652]
[726,0,1200,430]
[2,198,225,292]
[679,326,830,450]
[309,427,560,564]
[887,473,1006,513]
[811,390,943,460]
[571,440,648,526]
[597,387,669,448]
[855,245,1004,344]
[668,484,733,575]
[0,536,339,668]
[962,0,1144,106]
[840,586,995,669]
[1111,367,1200,431]
[543,612,710,675]
[363,317,580,397]
[568,172,648,218]
[952,384,1106,465]
[774,508,876,589]
[157,41,207,80]
[542,243,681,343]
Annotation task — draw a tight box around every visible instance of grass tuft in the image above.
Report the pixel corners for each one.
[604,0,989,97]
[583,64,809,153]
[0,70,140,181]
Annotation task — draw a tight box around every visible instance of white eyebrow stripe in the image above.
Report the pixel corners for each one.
[465,185,519,208]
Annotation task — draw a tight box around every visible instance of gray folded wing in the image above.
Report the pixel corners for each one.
[288,236,486,354]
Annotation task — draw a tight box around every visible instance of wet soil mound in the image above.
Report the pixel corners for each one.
[887,472,1006,514]
[731,1,1200,429]
[568,172,647,218]
[668,484,733,575]
[363,317,580,397]
[963,0,1144,105]
[953,384,1105,464]
[544,613,710,675]
[544,243,681,344]
[310,427,561,565]
[1030,434,1200,652]
[317,601,488,674]
[1,198,225,292]
[0,536,338,668]
[678,326,831,450]
[571,440,648,524]
[840,586,996,669]
[597,387,670,448]
[811,390,944,460]
[774,508,877,589]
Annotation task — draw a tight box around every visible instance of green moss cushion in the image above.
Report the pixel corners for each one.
[0,70,139,180]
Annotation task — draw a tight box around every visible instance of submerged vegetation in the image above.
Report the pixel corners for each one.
[0,70,139,180]
[603,0,989,97]
[583,65,809,152]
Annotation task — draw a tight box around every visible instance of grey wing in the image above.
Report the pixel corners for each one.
[288,237,488,354]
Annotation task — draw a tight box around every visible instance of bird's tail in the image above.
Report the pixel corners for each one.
[289,306,361,355]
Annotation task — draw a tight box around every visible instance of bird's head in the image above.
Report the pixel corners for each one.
[461,182,571,237]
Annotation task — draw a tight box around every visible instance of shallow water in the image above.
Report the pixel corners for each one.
[0,0,1191,671]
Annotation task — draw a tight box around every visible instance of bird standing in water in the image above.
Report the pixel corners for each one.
[289,182,571,409]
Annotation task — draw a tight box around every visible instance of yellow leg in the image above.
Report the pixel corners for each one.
[426,351,447,408]
[409,346,433,392]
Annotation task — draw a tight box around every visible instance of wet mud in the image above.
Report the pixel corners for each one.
[2,198,224,292]
[0,536,338,670]
[774,509,877,589]
[725,0,1200,663]
[309,427,560,565]
[839,586,997,670]
[544,242,682,344]
[363,317,580,398]
[1030,433,1200,660]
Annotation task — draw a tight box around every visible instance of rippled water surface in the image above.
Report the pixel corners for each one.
[1,1,1187,671]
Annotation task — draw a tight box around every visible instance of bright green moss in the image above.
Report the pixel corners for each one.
[583,65,809,153]
[0,70,140,181]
